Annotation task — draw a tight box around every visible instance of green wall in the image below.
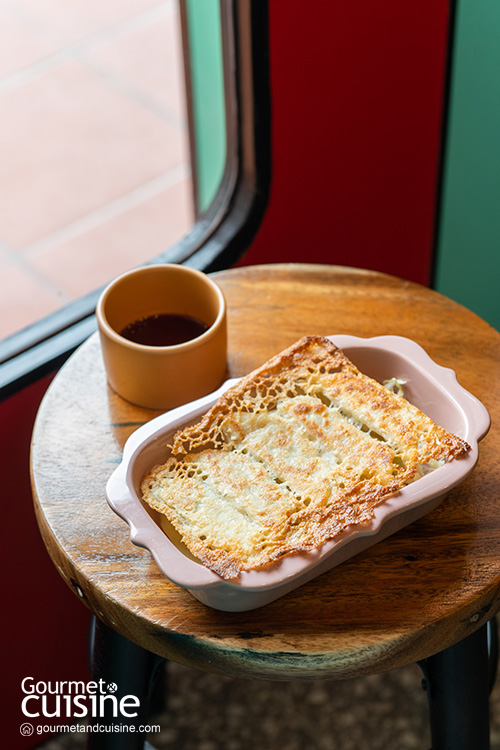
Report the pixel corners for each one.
[434,0,500,330]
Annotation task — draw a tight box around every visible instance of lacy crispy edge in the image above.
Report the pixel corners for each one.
[141,336,470,580]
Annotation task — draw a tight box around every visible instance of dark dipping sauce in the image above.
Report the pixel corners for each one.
[119,313,209,347]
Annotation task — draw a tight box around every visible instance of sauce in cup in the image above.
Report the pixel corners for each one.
[120,313,209,347]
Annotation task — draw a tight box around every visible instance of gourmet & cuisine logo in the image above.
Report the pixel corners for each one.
[21,677,140,719]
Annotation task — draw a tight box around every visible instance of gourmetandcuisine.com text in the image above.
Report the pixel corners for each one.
[34,723,160,735]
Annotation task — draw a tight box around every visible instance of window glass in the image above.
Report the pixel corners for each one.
[0,0,194,340]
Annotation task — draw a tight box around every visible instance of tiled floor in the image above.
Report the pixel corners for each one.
[0,0,193,340]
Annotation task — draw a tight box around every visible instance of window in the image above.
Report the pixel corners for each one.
[0,1,193,341]
[0,0,271,399]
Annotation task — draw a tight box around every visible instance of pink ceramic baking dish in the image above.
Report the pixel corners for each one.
[105,335,490,611]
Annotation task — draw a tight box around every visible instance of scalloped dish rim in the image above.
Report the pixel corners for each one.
[105,334,490,611]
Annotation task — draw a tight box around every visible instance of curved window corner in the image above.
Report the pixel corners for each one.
[0,0,271,400]
[163,0,272,273]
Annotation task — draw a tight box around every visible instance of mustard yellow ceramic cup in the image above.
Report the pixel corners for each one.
[96,264,227,410]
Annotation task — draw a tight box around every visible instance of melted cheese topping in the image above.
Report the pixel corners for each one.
[141,336,469,579]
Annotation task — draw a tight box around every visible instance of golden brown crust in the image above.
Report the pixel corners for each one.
[141,336,470,579]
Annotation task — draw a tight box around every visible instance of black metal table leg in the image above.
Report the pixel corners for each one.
[420,622,491,750]
[487,617,499,694]
[87,616,164,750]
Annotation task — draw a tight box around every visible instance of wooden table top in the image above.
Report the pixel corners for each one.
[31,263,500,681]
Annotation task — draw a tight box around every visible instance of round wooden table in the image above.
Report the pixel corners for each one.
[31,264,500,749]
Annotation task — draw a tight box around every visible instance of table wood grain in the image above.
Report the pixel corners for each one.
[31,264,500,680]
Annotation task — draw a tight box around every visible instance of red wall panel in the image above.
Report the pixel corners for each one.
[1,377,91,748]
[240,0,451,285]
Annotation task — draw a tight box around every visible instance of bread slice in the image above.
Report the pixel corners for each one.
[141,336,469,579]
